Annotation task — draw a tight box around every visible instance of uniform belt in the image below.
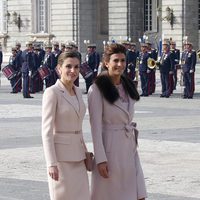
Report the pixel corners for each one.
[103,122,138,144]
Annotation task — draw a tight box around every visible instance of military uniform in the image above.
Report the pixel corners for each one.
[84,44,100,93]
[159,46,175,98]
[21,42,35,98]
[43,45,56,88]
[139,43,151,96]
[182,43,196,98]
[9,48,21,93]
[0,49,2,71]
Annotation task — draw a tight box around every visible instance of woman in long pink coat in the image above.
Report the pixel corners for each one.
[88,43,147,200]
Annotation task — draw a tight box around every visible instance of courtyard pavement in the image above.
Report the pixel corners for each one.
[0,66,200,200]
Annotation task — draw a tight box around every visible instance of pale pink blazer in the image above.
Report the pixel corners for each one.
[42,80,86,167]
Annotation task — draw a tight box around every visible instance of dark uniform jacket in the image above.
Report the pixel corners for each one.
[139,52,151,73]
[21,50,35,73]
[43,52,56,70]
[159,51,175,73]
[182,50,196,73]
[87,52,100,71]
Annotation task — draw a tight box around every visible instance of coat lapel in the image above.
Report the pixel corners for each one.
[113,96,135,122]
[55,80,80,117]
[113,99,130,118]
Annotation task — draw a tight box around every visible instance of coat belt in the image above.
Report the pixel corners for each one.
[103,122,138,145]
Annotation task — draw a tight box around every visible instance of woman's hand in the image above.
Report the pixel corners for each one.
[97,162,109,178]
[48,166,59,181]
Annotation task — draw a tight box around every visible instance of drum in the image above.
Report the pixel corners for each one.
[38,66,51,80]
[80,62,93,79]
[2,65,17,80]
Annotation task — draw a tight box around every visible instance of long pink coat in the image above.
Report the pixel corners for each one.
[42,80,90,200]
[88,83,147,200]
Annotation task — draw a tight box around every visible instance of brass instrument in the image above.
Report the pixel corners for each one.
[197,50,200,59]
[147,58,157,69]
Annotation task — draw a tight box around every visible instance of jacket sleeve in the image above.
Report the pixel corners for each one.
[88,84,108,165]
[42,87,58,167]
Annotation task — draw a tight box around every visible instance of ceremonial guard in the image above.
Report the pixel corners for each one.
[9,48,21,93]
[52,41,62,67]
[84,43,100,93]
[170,41,180,90]
[21,41,35,98]
[182,42,196,99]
[138,43,151,96]
[123,41,138,81]
[146,41,158,95]
[43,43,56,88]
[158,40,175,98]
[33,44,44,92]
[60,43,66,53]
[15,42,23,92]
[71,42,82,87]
[0,43,3,71]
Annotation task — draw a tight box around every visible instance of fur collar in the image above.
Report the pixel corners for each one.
[95,72,139,104]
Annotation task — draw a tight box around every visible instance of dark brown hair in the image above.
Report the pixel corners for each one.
[57,51,81,66]
[103,43,126,64]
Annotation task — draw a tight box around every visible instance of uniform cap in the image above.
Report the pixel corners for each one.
[87,43,96,48]
[162,40,170,45]
[170,41,176,45]
[34,44,41,50]
[140,43,148,47]
[11,47,17,51]
[44,42,52,48]
[53,41,59,46]
[130,42,136,46]
[26,41,33,46]
[121,40,129,45]
[145,41,152,45]
[185,41,192,46]
[65,45,73,49]
[15,42,21,46]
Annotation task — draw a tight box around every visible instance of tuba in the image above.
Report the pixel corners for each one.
[147,58,157,69]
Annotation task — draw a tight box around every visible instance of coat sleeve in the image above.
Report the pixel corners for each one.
[88,84,108,165]
[135,151,147,199]
[42,87,58,167]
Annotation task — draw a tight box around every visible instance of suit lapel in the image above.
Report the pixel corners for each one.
[55,80,80,117]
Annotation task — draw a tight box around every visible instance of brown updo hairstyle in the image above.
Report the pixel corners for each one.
[102,43,126,70]
[57,51,81,66]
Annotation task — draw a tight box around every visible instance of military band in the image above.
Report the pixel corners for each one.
[1,37,198,99]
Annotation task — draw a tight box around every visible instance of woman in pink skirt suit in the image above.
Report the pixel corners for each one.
[42,51,90,200]
[88,43,147,200]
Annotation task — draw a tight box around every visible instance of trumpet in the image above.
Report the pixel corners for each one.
[147,58,157,69]
[197,50,200,59]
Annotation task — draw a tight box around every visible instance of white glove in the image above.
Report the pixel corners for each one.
[189,69,194,73]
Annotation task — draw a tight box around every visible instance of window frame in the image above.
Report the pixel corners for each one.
[144,0,157,32]
[0,0,8,34]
